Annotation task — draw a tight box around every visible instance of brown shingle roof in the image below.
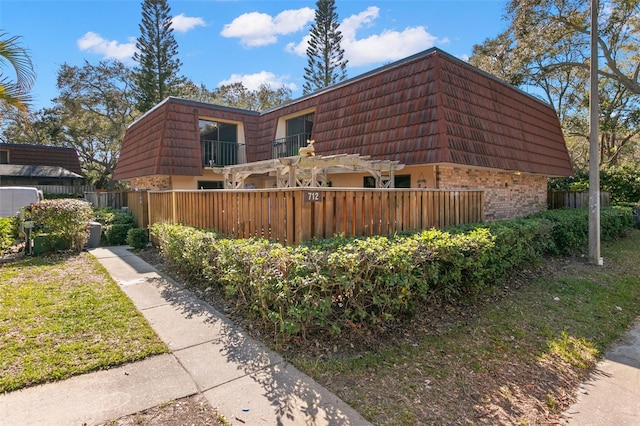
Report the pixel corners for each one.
[0,164,83,179]
[0,143,82,174]
[114,48,573,181]
[114,99,260,180]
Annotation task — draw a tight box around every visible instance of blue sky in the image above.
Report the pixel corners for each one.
[1,0,508,111]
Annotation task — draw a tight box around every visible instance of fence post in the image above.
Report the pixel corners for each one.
[171,191,177,224]
[146,192,152,229]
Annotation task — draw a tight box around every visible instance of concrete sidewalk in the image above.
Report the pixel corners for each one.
[0,246,370,426]
[562,320,640,425]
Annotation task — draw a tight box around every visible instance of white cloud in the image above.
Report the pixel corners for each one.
[345,27,443,67]
[171,14,206,33]
[286,6,447,68]
[77,32,136,62]
[340,6,380,40]
[221,8,315,47]
[218,71,297,91]
[285,34,310,56]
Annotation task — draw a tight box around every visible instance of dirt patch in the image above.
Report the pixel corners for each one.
[95,394,224,426]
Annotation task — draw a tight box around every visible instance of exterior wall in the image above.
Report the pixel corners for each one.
[172,171,265,190]
[171,175,199,190]
[129,175,172,191]
[436,165,547,221]
[326,165,436,188]
[164,165,439,189]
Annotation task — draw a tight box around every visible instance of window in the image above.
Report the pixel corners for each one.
[200,120,238,166]
[286,112,314,138]
[0,150,8,164]
[273,112,314,158]
[363,175,411,188]
[197,180,224,189]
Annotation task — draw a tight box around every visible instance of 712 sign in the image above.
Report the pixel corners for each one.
[304,190,323,202]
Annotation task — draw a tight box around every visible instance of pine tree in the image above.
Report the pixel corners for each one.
[303,0,348,95]
[132,0,184,113]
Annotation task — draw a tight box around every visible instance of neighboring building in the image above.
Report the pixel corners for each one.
[0,143,85,187]
[114,47,574,221]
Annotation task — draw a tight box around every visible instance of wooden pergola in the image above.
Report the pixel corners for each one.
[211,153,405,189]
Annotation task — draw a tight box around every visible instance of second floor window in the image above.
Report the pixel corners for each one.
[286,112,314,139]
[200,120,238,166]
[199,120,237,144]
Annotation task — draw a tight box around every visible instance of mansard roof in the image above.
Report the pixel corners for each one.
[114,47,573,181]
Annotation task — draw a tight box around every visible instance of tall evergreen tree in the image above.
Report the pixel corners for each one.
[303,0,348,95]
[132,0,184,113]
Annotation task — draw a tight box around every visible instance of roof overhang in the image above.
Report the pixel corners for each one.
[0,164,83,179]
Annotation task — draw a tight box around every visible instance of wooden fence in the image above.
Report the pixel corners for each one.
[126,191,149,229]
[85,192,127,209]
[135,188,484,246]
[548,191,610,209]
[36,185,95,195]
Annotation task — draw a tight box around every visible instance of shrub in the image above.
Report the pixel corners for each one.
[43,193,84,200]
[0,217,18,254]
[95,207,135,246]
[149,206,635,344]
[27,199,93,252]
[126,228,149,249]
[548,166,640,203]
[529,206,633,254]
[94,207,134,226]
[105,223,133,245]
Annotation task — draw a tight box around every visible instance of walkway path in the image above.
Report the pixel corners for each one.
[0,246,370,426]
[562,319,640,425]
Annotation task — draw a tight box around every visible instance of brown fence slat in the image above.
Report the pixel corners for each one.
[128,189,483,246]
[548,191,610,209]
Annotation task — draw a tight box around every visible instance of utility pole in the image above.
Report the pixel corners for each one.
[589,0,603,266]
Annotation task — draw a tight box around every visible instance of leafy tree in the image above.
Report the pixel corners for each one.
[0,32,36,115]
[132,0,184,113]
[53,60,139,188]
[178,80,292,111]
[175,80,219,104]
[549,165,640,203]
[0,106,54,144]
[469,0,640,170]
[254,84,293,110]
[0,60,141,188]
[303,0,348,95]
[216,82,292,111]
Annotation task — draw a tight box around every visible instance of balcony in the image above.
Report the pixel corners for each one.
[272,133,312,159]
[202,140,246,167]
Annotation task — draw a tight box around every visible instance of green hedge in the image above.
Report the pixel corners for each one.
[528,206,633,254]
[28,199,94,253]
[94,207,135,245]
[150,206,634,342]
[0,217,17,254]
[126,228,149,249]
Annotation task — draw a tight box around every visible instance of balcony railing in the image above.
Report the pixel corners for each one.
[202,140,245,167]
[272,133,312,159]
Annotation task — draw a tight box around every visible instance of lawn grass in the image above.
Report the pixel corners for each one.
[0,252,169,393]
[292,229,640,425]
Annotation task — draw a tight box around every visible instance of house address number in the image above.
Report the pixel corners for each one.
[304,190,323,202]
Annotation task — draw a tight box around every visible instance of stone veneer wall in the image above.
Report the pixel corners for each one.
[436,166,548,221]
[129,176,172,190]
